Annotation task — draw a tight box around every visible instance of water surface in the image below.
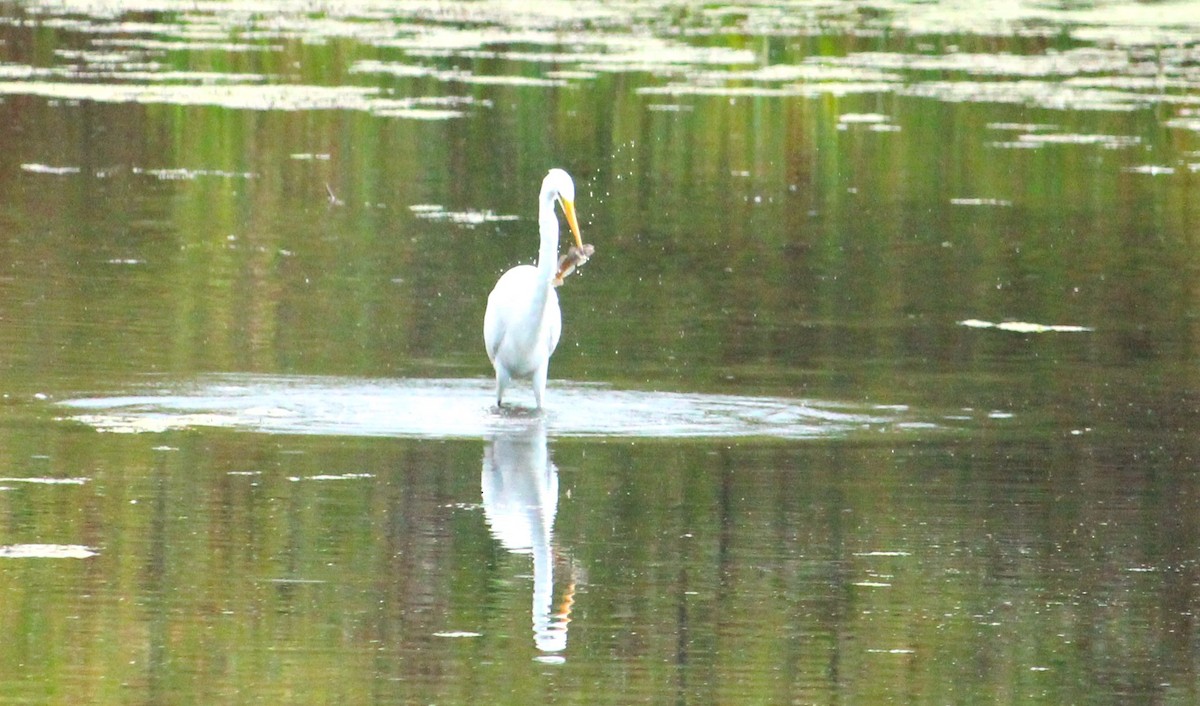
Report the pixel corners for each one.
[1,1,1200,704]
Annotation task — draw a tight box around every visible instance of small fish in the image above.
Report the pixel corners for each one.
[553,244,595,287]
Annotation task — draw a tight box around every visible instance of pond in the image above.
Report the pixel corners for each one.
[1,0,1200,703]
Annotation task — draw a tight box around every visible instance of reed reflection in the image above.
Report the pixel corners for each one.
[481,418,574,654]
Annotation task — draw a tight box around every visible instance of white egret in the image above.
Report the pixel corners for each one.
[483,168,585,409]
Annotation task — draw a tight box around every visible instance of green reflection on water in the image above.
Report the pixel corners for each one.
[2,427,1198,704]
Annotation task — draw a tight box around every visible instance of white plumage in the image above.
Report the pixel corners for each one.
[484,168,583,408]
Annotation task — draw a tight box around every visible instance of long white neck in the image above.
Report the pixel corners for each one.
[536,187,560,284]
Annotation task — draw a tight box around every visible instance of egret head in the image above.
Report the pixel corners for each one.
[544,168,575,202]
[543,168,583,249]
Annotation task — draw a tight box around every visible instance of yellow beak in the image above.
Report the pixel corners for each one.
[559,197,584,250]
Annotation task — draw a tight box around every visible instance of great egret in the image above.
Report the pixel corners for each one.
[483,168,584,409]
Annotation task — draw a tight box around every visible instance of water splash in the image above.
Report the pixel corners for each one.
[58,374,919,441]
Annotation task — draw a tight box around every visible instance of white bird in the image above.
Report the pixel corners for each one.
[484,168,584,409]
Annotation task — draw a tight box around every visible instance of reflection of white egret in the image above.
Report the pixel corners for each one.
[481,419,573,653]
[483,169,584,409]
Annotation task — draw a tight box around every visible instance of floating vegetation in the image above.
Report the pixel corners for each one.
[0,544,97,559]
[899,80,1166,112]
[384,30,756,71]
[839,113,891,124]
[92,37,281,54]
[351,60,567,88]
[646,103,692,112]
[1166,116,1200,132]
[986,122,1058,132]
[838,112,900,131]
[20,163,81,175]
[992,131,1142,150]
[409,205,519,227]
[0,0,1194,126]
[856,0,1200,42]
[366,94,485,120]
[959,319,1093,333]
[372,107,464,120]
[0,476,89,485]
[638,81,897,99]
[715,64,901,84]
[133,167,256,180]
[950,198,1012,207]
[0,80,380,111]
[1018,132,1142,147]
[1124,165,1175,176]
[0,79,471,120]
[818,48,1131,78]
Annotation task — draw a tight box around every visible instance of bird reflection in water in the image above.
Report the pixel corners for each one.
[481,418,575,655]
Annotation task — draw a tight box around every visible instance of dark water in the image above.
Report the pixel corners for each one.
[1,1,1200,703]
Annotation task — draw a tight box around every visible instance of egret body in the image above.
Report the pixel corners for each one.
[483,168,584,408]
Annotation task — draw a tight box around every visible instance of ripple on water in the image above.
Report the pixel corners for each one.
[57,374,928,441]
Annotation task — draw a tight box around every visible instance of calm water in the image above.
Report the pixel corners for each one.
[2,0,1200,703]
